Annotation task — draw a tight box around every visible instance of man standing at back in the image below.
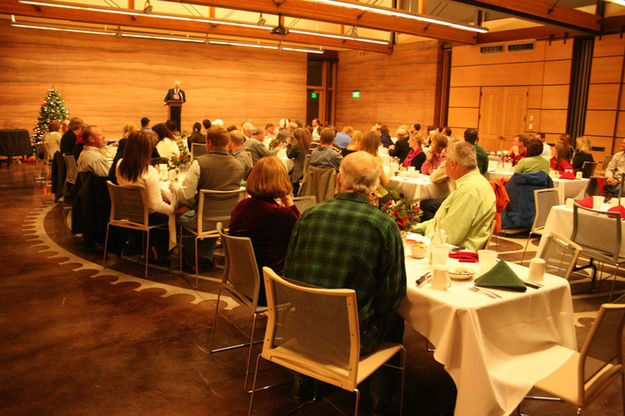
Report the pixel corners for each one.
[172,127,243,270]
[284,151,406,414]
[464,128,488,174]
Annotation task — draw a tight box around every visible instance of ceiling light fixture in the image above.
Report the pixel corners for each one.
[606,0,625,5]
[303,0,489,33]
[143,0,152,14]
[18,0,391,45]
[11,21,324,53]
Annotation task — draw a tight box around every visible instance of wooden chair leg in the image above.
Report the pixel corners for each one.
[102,223,110,266]
[145,229,150,279]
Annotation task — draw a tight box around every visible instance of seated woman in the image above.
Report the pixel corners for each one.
[342,129,361,156]
[572,136,594,176]
[550,142,574,173]
[153,122,180,160]
[116,131,175,262]
[42,120,62,158]
[228,156,301,306]
[514,138,550,174]
[421,133,448,175]
[287,127,312,195]
[403,134,427,171]
[187,122,205,149]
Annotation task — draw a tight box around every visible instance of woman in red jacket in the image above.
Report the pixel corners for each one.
[228,156,301,306]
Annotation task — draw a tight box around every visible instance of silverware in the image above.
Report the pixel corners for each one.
[470,286,501,299]
[524,281,542,289]
[416,272,432,287]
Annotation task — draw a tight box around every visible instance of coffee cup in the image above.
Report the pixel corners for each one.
[478,249,498,275]
[575,171,583,179]
[431,265,451,290]
[528,258,546,282]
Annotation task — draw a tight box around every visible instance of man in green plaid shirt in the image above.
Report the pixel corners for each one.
[285,151,406,413]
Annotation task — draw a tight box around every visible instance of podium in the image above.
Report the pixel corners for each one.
[165,101,183,131]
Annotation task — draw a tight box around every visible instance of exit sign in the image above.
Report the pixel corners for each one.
[311,92,319,99]
[352,90,360,98]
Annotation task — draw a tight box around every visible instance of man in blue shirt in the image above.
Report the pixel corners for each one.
[334,126,353,149]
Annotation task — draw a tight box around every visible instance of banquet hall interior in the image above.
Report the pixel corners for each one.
[3,0,625,415]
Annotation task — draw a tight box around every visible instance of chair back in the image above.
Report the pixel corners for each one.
[537,232,582,281]
[63,154,78,184]
[581,161,597,178]
[302,153,311,176]
[197,189,246,236]
[579,303,625,402]
[293,195,317,213]
[298,165,337,202]
[262,267,360,389]
[532,188,560,233]
[216,223,260,310]
[602,155,613,171]
[106,180,148,228]
[484,218,497,249]
[571,204,622,262]
[191,143,207,158]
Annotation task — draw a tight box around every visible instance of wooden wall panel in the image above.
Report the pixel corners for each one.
[448,87,480,107]
[447,108,479,130]
[335,40,440,132]
[590,56,624,83]
[586,136,616,159]
[593,34,625,57]
[0,21,306,135]
[541,85,569,109]
[585,110,618,137]
[451,39,572,151]
[616,111,625,137]
[586,84,620,110]
[543,61,571,85]
[540,110,568,133]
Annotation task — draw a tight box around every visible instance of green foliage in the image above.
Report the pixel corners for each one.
[33,88,69,143]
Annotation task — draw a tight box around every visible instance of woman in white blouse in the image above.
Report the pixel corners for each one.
[116,131,175,263]
[153,122,180,161]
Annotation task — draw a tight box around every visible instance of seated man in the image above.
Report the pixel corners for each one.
[76,125,110,177]
[229,130,252,180]
[242,126,277,165]
[388,127,410,164]
[464,128,488,174]
[605,138,625,198]
[514,138,550,174]
[505,134,529,166]
[171,127,244,270]
[310,127,343,172]
[413,142,496,251]
[334,126,353,149]
[285,151,405,412]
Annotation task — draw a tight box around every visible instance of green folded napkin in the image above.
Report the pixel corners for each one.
[474,260,527,292]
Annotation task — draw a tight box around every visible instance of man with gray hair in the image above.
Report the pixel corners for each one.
[285,151,406,411]
[413,141,496,250]
[242,124,277,164]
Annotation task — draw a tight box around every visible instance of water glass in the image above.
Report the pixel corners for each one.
[478,249,498,275]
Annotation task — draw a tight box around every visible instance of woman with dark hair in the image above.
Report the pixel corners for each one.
[153,122,179,160]
[287,127,312,194]
[116,131,175,262]
[550,142,574,173]
[229,156,300,306]
[188,122,205,148]
[515,138,550,174]
[379,125,392,148]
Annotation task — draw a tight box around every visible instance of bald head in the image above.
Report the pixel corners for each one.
[339,151,380,194]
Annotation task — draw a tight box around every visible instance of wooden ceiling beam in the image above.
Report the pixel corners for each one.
[0,0,392,53]
[161,0,478,44]
[450,0,601,33]
[477,26,581,44]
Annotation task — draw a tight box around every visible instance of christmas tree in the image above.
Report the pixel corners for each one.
[32,88,69,144]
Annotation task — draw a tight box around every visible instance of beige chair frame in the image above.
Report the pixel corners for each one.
[522,188,560,263]
[103,181,169,279]
[190,143,207,158]
[292,195,317,213]
[526,303,625,416]
[210,222,266,392]
[178,188,246,287]
[248,267,406,416]
[63,154,78,185]
[536,232,582,282]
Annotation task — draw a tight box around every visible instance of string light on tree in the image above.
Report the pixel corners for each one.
[32,88,69,154]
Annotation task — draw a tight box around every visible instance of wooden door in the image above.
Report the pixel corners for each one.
[478,86,529,152]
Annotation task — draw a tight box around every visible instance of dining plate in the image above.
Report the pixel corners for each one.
[449,266,475,280]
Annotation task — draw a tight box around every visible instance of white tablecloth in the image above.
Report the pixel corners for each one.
[485,169,588,204]
[388,175,450,201]
[399,238,576,416]
[539,204,625,257]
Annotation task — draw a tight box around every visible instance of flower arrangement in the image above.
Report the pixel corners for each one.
[268,136,285,150]
[169,149,192,169]
[381,193,422,232]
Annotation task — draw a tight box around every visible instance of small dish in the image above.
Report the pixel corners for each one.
[448,266,475,280]
[409,242,428,259]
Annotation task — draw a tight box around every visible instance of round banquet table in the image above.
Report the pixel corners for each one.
[0,129,31,165]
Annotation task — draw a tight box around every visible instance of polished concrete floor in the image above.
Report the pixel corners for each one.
[0,161,622,415]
